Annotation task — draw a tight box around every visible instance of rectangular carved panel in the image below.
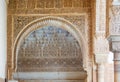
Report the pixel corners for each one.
[17,0,27,9]
[64,0,72,7]
[36,0,45,8]
[73,0,83,7]
[13,15,86,41]
[8,0,17,9]
[46,0,55,8]
[27,0,35,9]
[55,0,63,8]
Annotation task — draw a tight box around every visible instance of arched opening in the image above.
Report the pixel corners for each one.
[12,16,88,82]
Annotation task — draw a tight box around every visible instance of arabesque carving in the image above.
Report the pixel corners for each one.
[13,15,86,41]
[17,25,83,72]
[110,6,120,35]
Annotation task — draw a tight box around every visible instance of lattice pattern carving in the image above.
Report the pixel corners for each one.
[17,26,83,72]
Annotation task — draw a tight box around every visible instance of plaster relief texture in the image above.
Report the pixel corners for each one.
[110,6,120,35]
[7,0,93,80]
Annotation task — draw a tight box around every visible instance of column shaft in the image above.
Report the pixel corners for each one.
[114,52,120,82]
[98,64,104,82]
[0,0,7,80]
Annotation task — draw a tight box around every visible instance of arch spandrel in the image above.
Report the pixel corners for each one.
[13,16,88,72]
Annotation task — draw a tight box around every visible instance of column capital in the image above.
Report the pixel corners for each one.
[112,42,120,52]
[95,54,108,64]
[94,37,109,54]
[108,35,120,52]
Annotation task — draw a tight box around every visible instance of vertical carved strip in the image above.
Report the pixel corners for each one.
[45,0,55,8]
[64,0,72,7]
[27,0,35,9]
[73,0,82,7]
[100,0,106,31]
[8,0,16,9]
[96,0,106,32]
[96,0,100,31]
[54,0,63,8]
[17,0,27,9]
[36,0,45,8]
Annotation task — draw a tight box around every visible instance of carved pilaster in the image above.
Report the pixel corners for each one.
[95,0,109,81]
[95,0,109,55]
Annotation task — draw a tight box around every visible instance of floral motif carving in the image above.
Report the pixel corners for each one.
[13,15,86,41]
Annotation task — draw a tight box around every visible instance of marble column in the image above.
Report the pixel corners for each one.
[97,64,104,82]
[95,54,108,82]
[114,52,120,82]
[107,0,120,81]
[0,0,7,81]
[108,37,120,82]
[95,1,108,82]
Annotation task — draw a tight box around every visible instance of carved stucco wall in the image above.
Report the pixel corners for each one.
[14,16,88,71]
[17,22,83,72]
[110,6,120,35]
[7,0,93,80]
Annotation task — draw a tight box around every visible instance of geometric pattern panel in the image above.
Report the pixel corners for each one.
[17,26,83,72]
